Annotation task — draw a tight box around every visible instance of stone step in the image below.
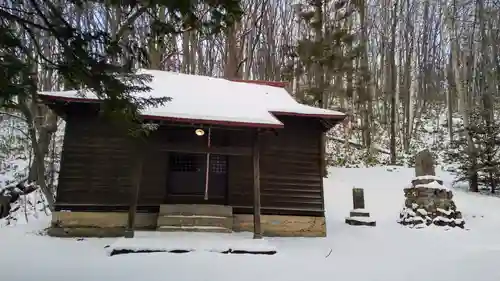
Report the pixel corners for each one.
[345,216,376,227]
[157,225,232,233]
[349,209,371,217]
[159,204,232,217]
[157,215,232,229]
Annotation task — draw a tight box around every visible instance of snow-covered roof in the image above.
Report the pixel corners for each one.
[38,69,345,128]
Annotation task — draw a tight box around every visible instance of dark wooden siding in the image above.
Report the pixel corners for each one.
[56,110,241,208]
[56,114,134,205]
[229,116,324,216]
[56,110,167,207]
[55,105,325,217]
[138,147,168,205]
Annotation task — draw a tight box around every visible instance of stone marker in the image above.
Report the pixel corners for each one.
[349,209,370,218]
[414,149,435,177]
[352,188,365,210]
[346,187,376,227]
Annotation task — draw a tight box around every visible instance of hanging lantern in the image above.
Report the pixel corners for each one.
[195,128,205,136]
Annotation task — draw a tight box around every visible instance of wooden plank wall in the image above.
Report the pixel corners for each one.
[57,111,239,208]
[56,114,134,205]
[57,112,168,207]
[56,106,325,217]
[229,116,324,216]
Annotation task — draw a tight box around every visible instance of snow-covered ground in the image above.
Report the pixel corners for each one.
[1,167,500,281]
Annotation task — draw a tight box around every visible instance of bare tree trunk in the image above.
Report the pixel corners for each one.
[311,0,327,176]
[446,53,455,142]
[358,0,372,152]
[447,2,478,192]
[18,97,56,210]
[388,0,398,164]
[224,23,240,79]
[181,31,191,73]
[401,0,414,152]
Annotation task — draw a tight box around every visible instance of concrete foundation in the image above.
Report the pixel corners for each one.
[49,211,327,237]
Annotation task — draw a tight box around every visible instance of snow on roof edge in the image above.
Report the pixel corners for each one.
[38,70,346,128]
[39,93,285,128]
[40,92,345,128]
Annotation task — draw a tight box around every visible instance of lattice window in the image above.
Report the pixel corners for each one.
[170,153,201,172]
[210,155,227,174]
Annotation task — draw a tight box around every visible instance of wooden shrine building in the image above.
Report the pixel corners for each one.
[40,70,345,238]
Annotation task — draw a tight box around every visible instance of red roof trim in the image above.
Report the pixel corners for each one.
[271,111,346,120]
[40,94,284,129]
[229,79,287,88]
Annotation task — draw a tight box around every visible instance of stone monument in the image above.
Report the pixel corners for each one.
[345,188,376,227]
[398,150,465,228]
[414,149,435,177]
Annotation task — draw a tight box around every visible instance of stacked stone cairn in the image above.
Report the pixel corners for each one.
[398,150,465,229]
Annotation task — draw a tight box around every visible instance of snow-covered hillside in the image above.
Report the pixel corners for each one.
[328,107,460,168]
[1,166,500,281]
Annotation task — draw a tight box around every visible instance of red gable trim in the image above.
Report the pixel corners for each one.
[229,79,287,88]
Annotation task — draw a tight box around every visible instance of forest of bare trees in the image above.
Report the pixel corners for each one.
[1,0,500,206]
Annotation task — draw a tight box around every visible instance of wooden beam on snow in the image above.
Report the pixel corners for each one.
[252,129,262,239]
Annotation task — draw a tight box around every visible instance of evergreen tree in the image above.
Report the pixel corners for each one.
[282,0,360,107]
[0,0,242,123]
[446,109,500,193]
[282,0,361,174]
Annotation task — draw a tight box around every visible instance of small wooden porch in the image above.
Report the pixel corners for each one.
[125,124,265,239]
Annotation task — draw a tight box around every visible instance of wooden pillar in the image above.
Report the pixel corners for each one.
[124,139,145,238]
[252,129,262,239]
